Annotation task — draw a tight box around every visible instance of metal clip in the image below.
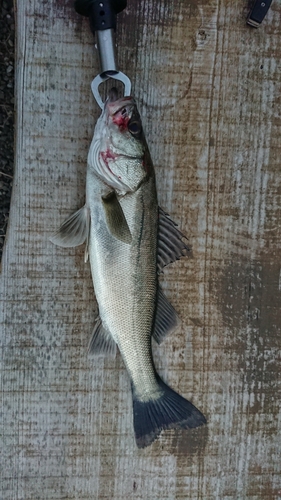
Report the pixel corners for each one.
[91,71,131,109]
[91,28,131,108]
[247,0,273,27]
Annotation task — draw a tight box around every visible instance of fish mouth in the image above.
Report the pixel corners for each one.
[106,88,135,115]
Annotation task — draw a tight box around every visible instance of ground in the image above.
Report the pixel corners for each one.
[0,0,14,262]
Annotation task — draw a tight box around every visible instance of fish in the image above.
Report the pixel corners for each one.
[50,88,206,448]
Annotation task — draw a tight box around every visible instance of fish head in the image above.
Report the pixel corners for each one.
[89,89,151,195]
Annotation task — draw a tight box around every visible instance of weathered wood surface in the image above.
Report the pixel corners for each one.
[1,0,281,498]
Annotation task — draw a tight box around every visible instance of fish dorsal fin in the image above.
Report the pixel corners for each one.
[102,192,132,244]
[153,286,180,344]
[88,316,117,357]
[50,205,90,259]
[157,207,190,272]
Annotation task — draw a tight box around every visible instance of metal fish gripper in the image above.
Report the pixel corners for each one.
[74,0,131,109]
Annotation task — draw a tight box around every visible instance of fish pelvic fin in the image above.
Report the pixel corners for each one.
[132,377,206,449]
[50,205,90,260]
[88,316,117,357]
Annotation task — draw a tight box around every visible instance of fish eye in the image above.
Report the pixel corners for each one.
[128,119,142,136]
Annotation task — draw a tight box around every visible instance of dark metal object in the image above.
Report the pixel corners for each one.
[74,0,127,20]
[247,0,273,27]
[74,0,127,32]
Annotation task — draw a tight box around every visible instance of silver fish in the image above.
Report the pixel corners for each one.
[51,89,206,448]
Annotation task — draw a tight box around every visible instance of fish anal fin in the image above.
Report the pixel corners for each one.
[158,207,190,272]
[102,192,132,244]
[50,205,90,249]
[153,286,180,344]
[88,316,117,357]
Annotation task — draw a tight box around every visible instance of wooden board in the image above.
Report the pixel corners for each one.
[1,0,280,498]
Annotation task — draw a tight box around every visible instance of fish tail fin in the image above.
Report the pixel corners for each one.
[132,377,206,448]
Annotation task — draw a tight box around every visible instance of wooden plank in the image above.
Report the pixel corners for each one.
[1,0,280,498]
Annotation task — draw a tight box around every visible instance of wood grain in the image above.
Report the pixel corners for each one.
[1,0,280,498]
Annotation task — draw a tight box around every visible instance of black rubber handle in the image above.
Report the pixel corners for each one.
[247,0,273,27]
[74,0,127,32]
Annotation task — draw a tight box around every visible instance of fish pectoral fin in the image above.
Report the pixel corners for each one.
[88,316,117,357]
[50,205,90,252]
[152,286,180,344]
[102,192,132,244]
[157,207,191,272]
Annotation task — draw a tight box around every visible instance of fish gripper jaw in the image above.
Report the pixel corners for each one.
[74,0,131,108]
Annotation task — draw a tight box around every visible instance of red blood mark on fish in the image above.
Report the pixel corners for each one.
[112,113,130,131]
[100,150,122,180]
[101,149,116,165]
